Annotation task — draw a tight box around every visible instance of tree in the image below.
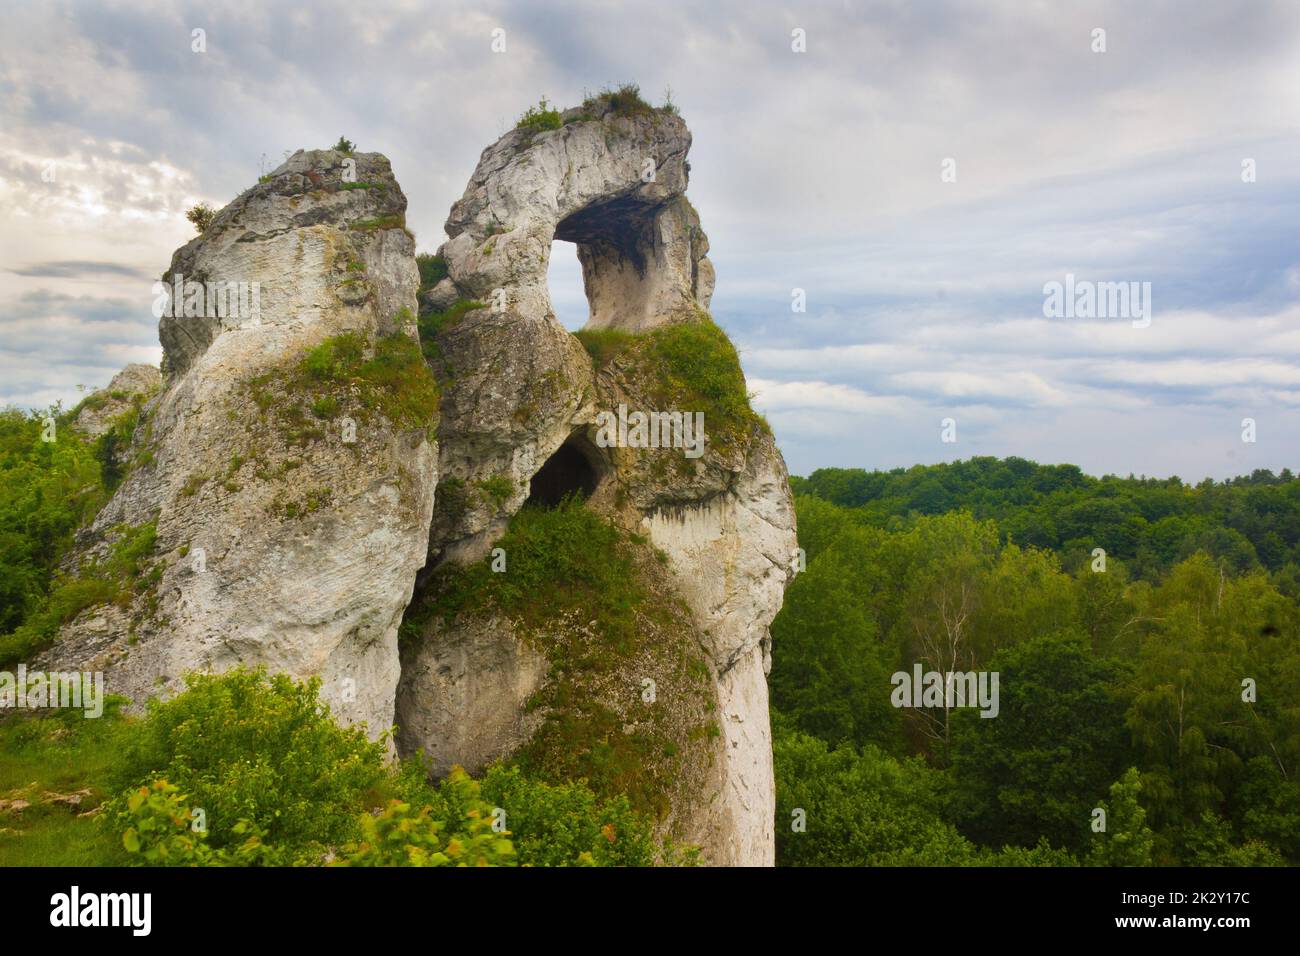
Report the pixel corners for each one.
[1086,768,1154,866]
[185,202,215,233]
[774,724,980,866]
[332,136,355,153]
[949,632,1132,852]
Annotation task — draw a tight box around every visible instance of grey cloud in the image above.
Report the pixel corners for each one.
[11,260,152,279]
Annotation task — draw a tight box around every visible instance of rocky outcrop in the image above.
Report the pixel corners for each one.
[70,364,161,440]
[36,96,795,865]
[398,94,797,864]
[38,149,437,738]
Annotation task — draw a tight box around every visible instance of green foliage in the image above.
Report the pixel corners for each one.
[515,96,563,132]
[475,474,514,509]
[185,202,215,233]
[407,499,711,820]
[770,524,901,752]
[773,467,1300,866]
[0,520,158,667]
[339,770,515,867]
[106,668,388,853]
[415,252,448,292]
[574,314,764,455]
[796,456,1300,580]
[473,764,656,866]
[774,725,982,866]
[1086,768,1154,866]
[573,327,635,367]
[351,214,404,232]
[332,136,355,153]
[0,700,134,866]
[949,633,1132,853]
[0,406,107,639]
[278,324,438,432]
[581,83,654,117]
[417,299,485,357]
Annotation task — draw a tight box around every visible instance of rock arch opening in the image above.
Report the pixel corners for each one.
[546,239,588,331]
[527,435,602,507]
[552,196,665,333]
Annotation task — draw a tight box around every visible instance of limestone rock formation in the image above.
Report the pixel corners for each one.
[70,364,162,440]
[398,93,797,865]
[38,149,438,737]
[35,94,796,866]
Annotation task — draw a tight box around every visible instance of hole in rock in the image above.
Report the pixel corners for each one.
[527,437,601,507]
[548,196,660,332]
[547,239,587,331]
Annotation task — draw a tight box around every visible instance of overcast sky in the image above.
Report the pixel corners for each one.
[2,0,1297,480]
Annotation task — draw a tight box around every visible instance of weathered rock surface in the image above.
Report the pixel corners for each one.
[70,364,162,439]
[398,95,797,864]
[38,149,437,738]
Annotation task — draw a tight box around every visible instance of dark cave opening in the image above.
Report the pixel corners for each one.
[527,438,600,507]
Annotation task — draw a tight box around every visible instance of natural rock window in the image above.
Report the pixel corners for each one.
[546,239,587,330]
[527,435,602,507]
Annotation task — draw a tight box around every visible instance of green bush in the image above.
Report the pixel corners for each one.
[106,668,388,852]
[0,520,158,667]
[474,764,655,866]
[416,252,449,292]
[338,770,515,867]
[515,97,563,132]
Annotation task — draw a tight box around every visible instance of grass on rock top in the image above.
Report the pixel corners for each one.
[574,313,767,456]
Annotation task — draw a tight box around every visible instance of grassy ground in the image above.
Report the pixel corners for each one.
[0,703,134,865]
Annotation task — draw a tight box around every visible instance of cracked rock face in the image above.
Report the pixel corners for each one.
[400,99,796,864]
[38,149,437,738]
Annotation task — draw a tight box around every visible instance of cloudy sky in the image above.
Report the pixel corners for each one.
[2,0,1297,480]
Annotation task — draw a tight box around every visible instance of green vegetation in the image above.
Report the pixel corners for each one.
[351,214,404,232]
[581,83,654,118]
[332,136,355,154]
[771,462,1300,866]
[0,698,135,866]
[2,668,668,867]
[574,314,766,455]
[405,498,714,822]
[246,319,439,446]
[475,474,514,509]
[0,407,108,639]
[105,668,388,852]
[515,96,563,132]
[0,520,158,667]
[793,457,1300,581]
[416,252,449,292]
[185,202,215,233]
[417,299,485,363]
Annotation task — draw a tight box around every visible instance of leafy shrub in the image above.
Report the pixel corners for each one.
[575,313,764,455]
[515,97,562,132]
[332,136,355,153]
[338,769,515,867]
[0,520,158,667]
[416,252,449,292]
[581,83,653,118]
[474,764,655,866]
[185,202,215,233]
[0,407,107,639]
[106,668,388,852]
